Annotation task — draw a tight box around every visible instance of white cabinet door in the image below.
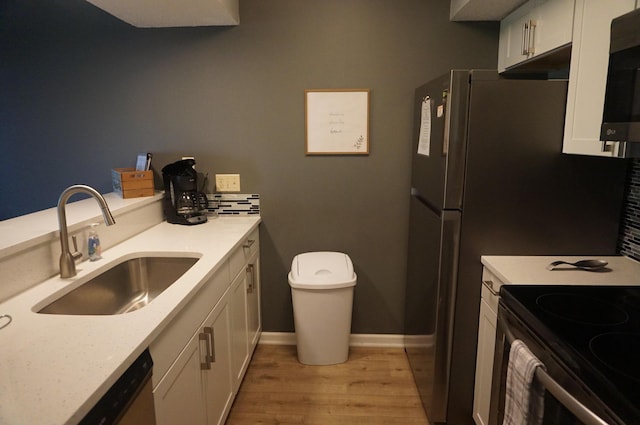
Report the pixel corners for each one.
[153,334,207,425]
[151,226,261,425]
[531,0,574,57]
[229,269,249,391]
[498,1,535,71]
[154,298,233,425]
[202,298,234,425]
[150,266,230,388]
[498,0,574,72]
[472,297,498,425]
[562,0,636,156]
[246,254,261,351]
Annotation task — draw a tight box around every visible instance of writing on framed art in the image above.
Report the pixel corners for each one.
[305,89,370,155]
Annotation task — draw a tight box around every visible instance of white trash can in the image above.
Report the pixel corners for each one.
[288,251,357,365]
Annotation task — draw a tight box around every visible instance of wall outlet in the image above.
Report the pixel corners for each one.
[215,174,241,192]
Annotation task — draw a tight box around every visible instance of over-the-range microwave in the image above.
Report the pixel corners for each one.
[601,7,640,158]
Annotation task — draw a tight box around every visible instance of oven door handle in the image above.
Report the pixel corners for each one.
[498,309,610,425]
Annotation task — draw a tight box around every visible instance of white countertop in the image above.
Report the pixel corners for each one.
[481,255,640,287]
[0,216,260,425]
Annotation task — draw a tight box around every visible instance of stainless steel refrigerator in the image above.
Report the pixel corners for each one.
[403,70,628,425]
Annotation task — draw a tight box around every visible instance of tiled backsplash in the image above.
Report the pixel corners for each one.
[619,159,640,261]
[206,194,260,216]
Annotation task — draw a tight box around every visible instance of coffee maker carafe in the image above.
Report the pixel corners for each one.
[162,159,208,225]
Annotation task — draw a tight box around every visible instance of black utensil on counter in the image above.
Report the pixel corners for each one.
[546,259,609,271]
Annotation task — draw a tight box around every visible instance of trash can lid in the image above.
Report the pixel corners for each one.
[288,251,357,289]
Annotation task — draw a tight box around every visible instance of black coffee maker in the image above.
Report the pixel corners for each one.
[161,159,208,225]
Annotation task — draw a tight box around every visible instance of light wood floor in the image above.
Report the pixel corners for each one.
[225,344,430,425]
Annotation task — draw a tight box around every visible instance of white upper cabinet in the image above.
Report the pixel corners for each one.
[84,0,239,28]
[498,0,574,72]
[562,0,636,156]
[450,0,527,21]
[498,1,536,71]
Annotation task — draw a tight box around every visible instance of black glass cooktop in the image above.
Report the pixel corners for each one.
[500,285,640,424]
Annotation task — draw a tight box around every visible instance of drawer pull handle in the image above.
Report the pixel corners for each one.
[199,327,215,369]
[521,21,530,55]
[246,264,255,294]
[204,326,215,363]
[483,280,499,296]
[528,20,537,55]
[243,239,256,249]
[199,332,211,370]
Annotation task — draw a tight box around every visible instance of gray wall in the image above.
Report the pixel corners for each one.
[0,0,499,333]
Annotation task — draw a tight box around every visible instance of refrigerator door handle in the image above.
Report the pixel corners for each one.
[440,209,461,363]
[431,209,462,422]
[442,89,451,157]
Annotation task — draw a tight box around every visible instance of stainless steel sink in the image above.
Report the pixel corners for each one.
[38,256,199,315]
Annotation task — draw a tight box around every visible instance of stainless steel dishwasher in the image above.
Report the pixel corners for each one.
[80,349,156,425]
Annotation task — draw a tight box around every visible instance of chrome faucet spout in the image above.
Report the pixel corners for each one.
[57,185,115,278]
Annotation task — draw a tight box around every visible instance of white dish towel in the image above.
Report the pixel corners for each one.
[502,339,546,425]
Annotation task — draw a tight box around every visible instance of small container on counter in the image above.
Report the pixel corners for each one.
[88,223,102,261]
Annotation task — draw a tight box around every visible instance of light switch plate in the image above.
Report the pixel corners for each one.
[215,174,241,192]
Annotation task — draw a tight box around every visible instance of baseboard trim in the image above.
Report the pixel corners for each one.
[259,332,406,348]
[258,332,296,345]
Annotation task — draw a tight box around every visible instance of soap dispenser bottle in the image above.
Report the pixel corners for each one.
[88,223,102,261]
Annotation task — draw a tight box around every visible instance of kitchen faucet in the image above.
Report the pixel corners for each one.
[57,185,116,278]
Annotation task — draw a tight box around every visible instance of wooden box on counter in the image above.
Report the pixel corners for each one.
[111,168,154,198]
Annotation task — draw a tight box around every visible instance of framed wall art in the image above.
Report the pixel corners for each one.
[305,89,370,155]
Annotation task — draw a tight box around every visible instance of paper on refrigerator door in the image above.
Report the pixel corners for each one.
[417,97,431,156]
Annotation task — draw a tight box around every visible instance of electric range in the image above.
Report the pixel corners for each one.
[499,285,640,425]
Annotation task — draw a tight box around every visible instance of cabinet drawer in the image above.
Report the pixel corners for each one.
[229,247,245,281]
[481,268,502,313]
[151,262,230,386]
[244,228,260,257]
[229,228,260,279]
[481,268,502,292]
[481,283,499,314]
